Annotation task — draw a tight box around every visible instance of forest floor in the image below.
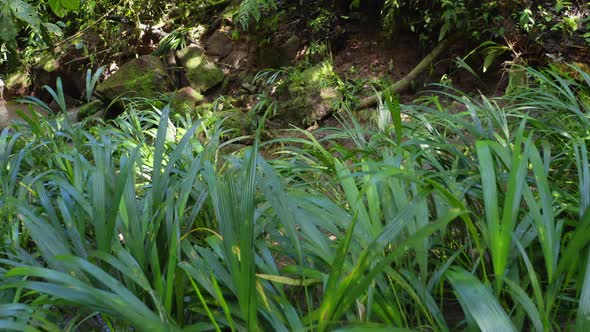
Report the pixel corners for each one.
[3,2,590,136]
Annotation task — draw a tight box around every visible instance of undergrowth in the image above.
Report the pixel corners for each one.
[0,65,590,331]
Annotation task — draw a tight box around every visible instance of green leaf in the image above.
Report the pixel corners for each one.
[577,246,590,330]
[256,274,319,287]
[48,0,67,18]
[0,13,18,44]
[61,0,80,10]
[9,0,41,30]
[42,22,63,36]
[334,326,416,332]
[447,268,517,332]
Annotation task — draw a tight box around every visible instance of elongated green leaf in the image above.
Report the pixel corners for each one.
[447,268,516,332]
[504,278,543,332]
[577,246,590,331]
[334,326,416,332]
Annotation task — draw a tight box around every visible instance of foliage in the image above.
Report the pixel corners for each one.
[0,0,42,49]
[236,0,277,30]
[18,76,68,113]
[0,65,589,331]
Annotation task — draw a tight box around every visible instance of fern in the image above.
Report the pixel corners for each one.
[237,0,277,30]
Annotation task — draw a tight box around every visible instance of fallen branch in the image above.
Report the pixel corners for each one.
[357,35,457,109]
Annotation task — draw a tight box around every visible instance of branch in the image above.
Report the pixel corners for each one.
[357,35,456,109]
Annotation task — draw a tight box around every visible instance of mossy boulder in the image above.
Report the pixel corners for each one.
[75,100,104,120]
[96,55,174,102]
[4,70,32,98]
[256,36,301,68]
[177,46,225,93]
[283,62,340,126]
[205,30,234,59]
[169,87,204,113]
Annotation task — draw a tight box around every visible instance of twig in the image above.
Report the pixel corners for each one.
[63,48,112,65]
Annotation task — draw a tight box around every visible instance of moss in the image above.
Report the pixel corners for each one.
[221,108,254,138]
[6,71,28,86]
[2,69,31,98]
[551,61,590,82]
[281,62,340,126]
[177,47,225,92]
[76,100,104,120]
[169,87,204,114]
[96,55,174,102]
[42,58,60,73]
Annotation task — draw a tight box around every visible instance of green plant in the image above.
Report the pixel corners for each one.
[0,0,43,49]
[85,65,105,102]
[237,0,277,30]
[19,76,68,113]
[47,0,80,18]
[154,28,191,56]
[1,64,590,332]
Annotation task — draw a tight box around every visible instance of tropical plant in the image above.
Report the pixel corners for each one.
[0,65,590,331]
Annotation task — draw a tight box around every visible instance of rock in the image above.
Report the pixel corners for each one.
[280,36,301,63]
[48,94,79,113]
[75,100,104,120]
[96,55,175,102]
[241,82,256,93]
[283,62,340,126]
[176,46,225,93]
[169,87,204,113]
[221,107,251,137]
[205,31,234,59]
[4,70,31,98]
[256,36,301,68]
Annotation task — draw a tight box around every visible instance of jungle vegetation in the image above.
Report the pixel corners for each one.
[1,1,590,331]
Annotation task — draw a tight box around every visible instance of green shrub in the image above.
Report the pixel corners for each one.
[1,65,590,330]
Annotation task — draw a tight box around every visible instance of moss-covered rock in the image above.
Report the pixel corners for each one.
[169,87,204,113]
[76,100,104,120]
[205,30,234,59]
[221,108,252,137]
[96,55,174,102]
[282,62,340,126]
[4,70,31,98]
[177,46,225,93]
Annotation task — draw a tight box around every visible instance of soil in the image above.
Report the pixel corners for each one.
[3,1,589,134]
[333,31,421,96]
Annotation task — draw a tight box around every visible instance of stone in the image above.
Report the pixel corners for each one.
[4,70,31,98]
[256,36,301,68]
[205,31,234,59]
[170,87,204,113]
[75,100,104,120]
[96,55,175,102]
[283,62,340,126]
[176,46,225,93]
[280,36,301,63]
